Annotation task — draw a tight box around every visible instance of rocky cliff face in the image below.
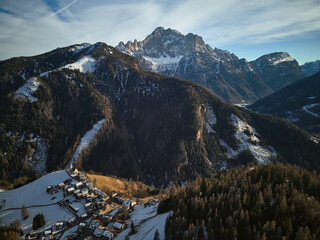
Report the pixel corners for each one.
[116,27,304,104]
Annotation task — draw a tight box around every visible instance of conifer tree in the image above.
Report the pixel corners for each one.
[153,229,160,240]
[21,205,28,219]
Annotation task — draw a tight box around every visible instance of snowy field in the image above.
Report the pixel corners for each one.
[0,171,72,234]
[115,204,170,240]
[0,205,72,234]
[0,171,69,209]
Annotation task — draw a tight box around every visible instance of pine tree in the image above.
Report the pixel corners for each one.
[153,229,160,240]
[32,213,45,230]
[130,221,136,234]
[21,205,28,219]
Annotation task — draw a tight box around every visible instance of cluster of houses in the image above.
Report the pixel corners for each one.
[26,169,141,240]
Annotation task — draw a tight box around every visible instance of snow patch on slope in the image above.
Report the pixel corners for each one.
[69,43,91,54]
[65,119,105,169]
[62,56,97,73]
[220,114,276,164]
[143,55,183,75]
[28,137,47,174]
[202,106,217,133]
[272,56,295,65]
[14,77,40,102]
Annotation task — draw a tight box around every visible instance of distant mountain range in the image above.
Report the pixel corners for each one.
[0,42,319,188]
[116,27,313,104]
[301,60,320,77]
[249,72,320,137]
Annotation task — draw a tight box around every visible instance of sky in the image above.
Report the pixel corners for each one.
[0,0,319,64]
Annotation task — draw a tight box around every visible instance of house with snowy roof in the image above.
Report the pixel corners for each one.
[122,200,136,209]
[113,221,125,231]
[93,227,105,237]
[102,230,114,239]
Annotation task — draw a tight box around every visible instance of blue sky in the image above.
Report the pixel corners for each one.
[0,0,319,64]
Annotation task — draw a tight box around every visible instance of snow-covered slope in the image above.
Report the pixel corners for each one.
[62,55,97,73]
[116,27,303,104]
[114,204,170,240]
[14,77,40,102]
[65,119,105,169]
[0,171,72,234]
[219,114,276,165]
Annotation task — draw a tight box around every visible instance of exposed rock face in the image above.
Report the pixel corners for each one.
[116,27,304,104]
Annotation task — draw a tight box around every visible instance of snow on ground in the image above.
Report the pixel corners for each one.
[306,96,316,100]
[272,56,295,65]
[14,77,40,102]
[130,204,158,224]
[0,171,69,209]
[127,212,171,240]
[219,114,276,164]
[65,119,105,169]
[69,43,91,54]
[28,137,47,174]
[0,204,72,234]
[62,56,97,73]
[0,171,72,233]
[69,200,86,217]
[203,106,217,133]
[60,225,78,240]
[39,71,52,78]
[302,103,320,119]
[115,204,170,240]
[143,55,183,74]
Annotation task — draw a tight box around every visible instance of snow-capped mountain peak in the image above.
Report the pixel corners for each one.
[116,27,303,104]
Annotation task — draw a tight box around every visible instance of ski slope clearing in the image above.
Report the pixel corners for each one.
[65,119,105,169]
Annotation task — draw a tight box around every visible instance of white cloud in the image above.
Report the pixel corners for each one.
[0,0,319,60]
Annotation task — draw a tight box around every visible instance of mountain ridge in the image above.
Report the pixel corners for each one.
[116,27,304,104]
[248,72,320,137]
[0,42,319,188]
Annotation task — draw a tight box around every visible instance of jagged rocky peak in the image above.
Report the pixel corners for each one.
[254,52,296,66]
[116,26,211,58]
[116,27,304,104]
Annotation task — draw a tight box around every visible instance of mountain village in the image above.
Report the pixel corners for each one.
[0,168,163,240]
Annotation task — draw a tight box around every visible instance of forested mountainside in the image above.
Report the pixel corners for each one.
[158,163,320,240]
[116,27,304,104]
[249,72,320,137]
[0,42,319,188]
